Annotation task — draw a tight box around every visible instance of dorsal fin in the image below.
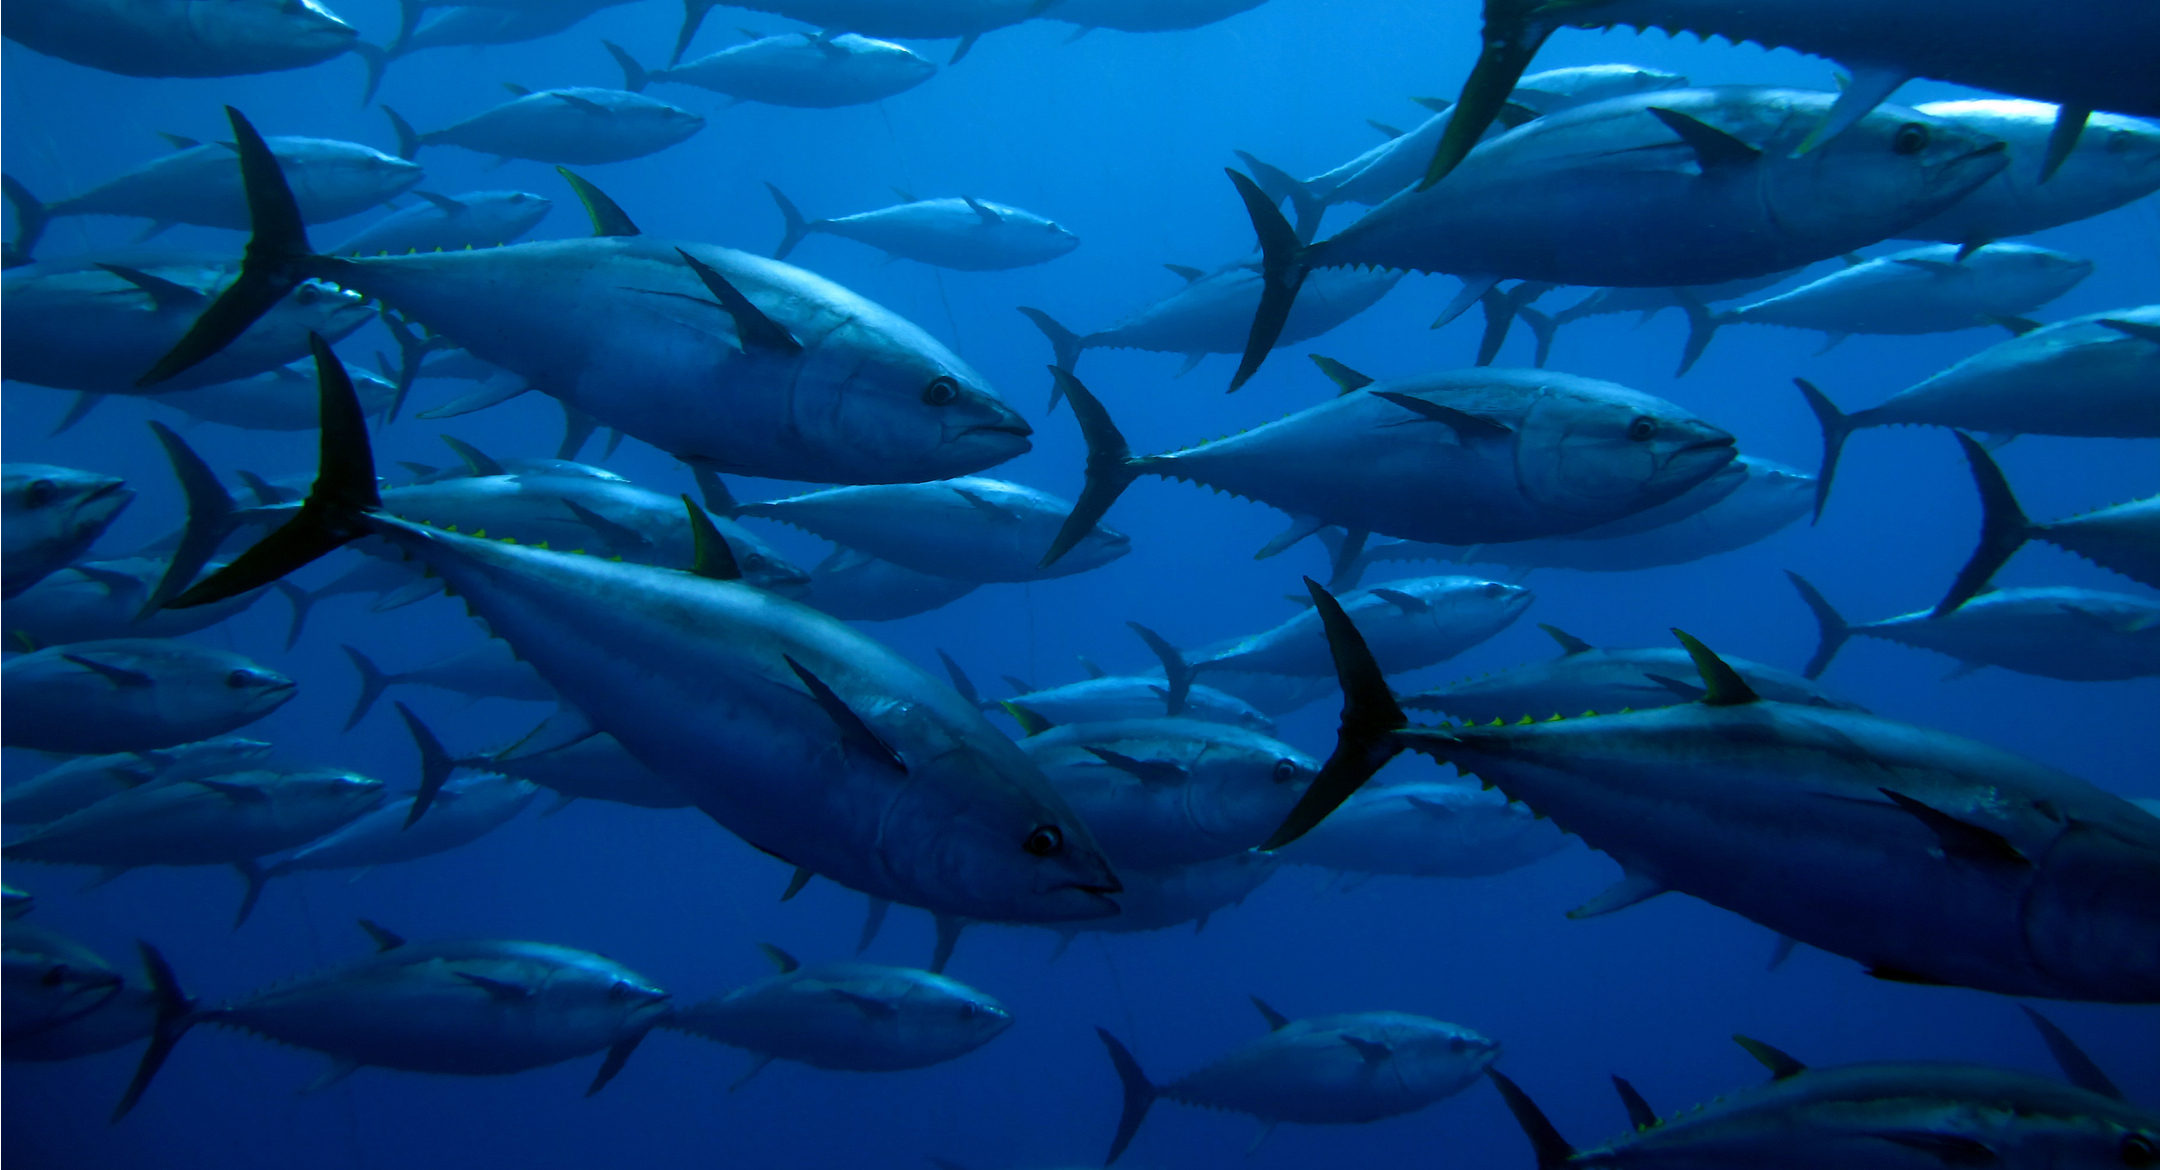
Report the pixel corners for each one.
[158,132,202,151]
[503,82,532,96]
[1733,1035,1807,1079]
[678,496,742,580]
[891,186,919,204]
[1540,624,1592,655]
[1612,1075,1658,1130]
[759,942,801,973]
[1076,655,1106,679]
[440,434,504,476]
[556,167,639,237]
[1670,629,1759,705]
[1163,263,1205,284]
[1000,701,1054,737]
[677,248,802,353]
[413,191,467,215]
[357,919,406,951]
[1250,995,1289,1030]
[1308,354,1374,395]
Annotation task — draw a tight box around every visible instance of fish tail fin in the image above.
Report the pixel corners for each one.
[1474,284,1517,366]
[389,0,424,54]
[2,173,50,267]
[1125,621,1195,717]
[231,859,271,930]
[671,0,718,64]
[1793,378,1855,524]
[1230,151,1324,243]
[765,182,811,260]
[1784,571,1851,680]
[1517,305,1557,368]
[272,581,315,651]
[342,644,391,731]
[1260,577,1408,849]
[1486,1069,1577,1170]
[382,106,420,161]
[1420,4,1554,189]
[50,392,107,435]
[557,403,598,461]
[111,943,196,1123]
[1096,1028,1158,1165]
[352,41,389,106]
[604,40,649,92]
[394,701,456,828]
[138,108,323,388]
[1040,369,1141,568]
[929,914,965,974]
[1015,307,1084,390]
[139,422,239,619]
[163,336,380,609]
[1226,167,1309,392]
[856,897,891,953]
[1674,293,1720,377]
[1935,432,2030,617]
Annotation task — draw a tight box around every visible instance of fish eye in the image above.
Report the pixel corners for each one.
[1625,416,1657,442]
[922,376,961,406]
[2106,129,2133,154]
[226,669,257,688]
[41,964,69,986]
[1481,582,1508,597]
[1271,758,1300,783]
[743,554,767,570]
[2124,1134,2158,1167]
[24,478,56,508]
[1892,122,1930,155]
[1022,825,1063,856]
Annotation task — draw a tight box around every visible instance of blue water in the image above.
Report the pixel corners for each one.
[5,2,2157,1166]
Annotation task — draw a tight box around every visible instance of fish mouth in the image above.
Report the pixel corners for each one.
[963,421,1034,440]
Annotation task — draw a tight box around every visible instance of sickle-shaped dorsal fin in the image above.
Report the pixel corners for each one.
[1733,1034,1806,1079]
[759,942,800,973]
[681,496,742,580]
[1539,624,1593,656]
[1249,995,1289,1030]
[556,168,639,237]
[1670,629,1758,705]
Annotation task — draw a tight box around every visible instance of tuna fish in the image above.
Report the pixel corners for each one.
[3,0,356,78]
[734,477,1127,583]
[1277,577,2160,1002]
[1488,1019,2160,1169]
[1515,271,1795,369]
[1040,366,1736,566]
[384,88,704,166]
[1900,101,2160,248]
[1684,244,2093,374]
[332,190,553,256]
[0,761,385,886]
[1046,0,1267,34]
[1419,0,2160,191]
[2,922,158,1063]
[1021,718,1317,866]
[1347,456,1815,578]
[2,465,132,598]
[1034,852,1279,948]
[967,646,1278,737]
[676,0,1048,65]
[1229,88,2008,388]
[1273,778,1567,879]
[143,363,397,431]
[1098,999,1499,1162]
[768,185,1078,271]
[0,639,294,753]
[1788,572,2160,683]
[1019,260,1399,382]
[1,557,270,646]
[1405,623,1854,721]
[236,709,538,926]
[142,110,1032,486]
[1802,307,2160,518]
[160,336,1120,925]
[114,927,672,1118]
[3,135,420,262]
[607,33,935,109]
[1,255,368,395]
[0,737,273,824]
[341,640,558,731]
[472,724,696,811]
[1937,432,2160,613]
[664,945,1009,1081]
[358,0,634,103]
[799,548,980,622]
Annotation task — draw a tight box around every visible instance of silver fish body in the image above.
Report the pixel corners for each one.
[28,137,419,232]
[3,0,357,77]
[0,638,294,753]
[1408,638,1852,721]
[1005,676,1275,736]
[0,736,273,824]
[1274,780,1566,879]
[399,89,704,165]
[148,365,397,431]
[799,548,979,622]
[2,557,266,646]
[1901,101,2160,244]
[268,773,538,875]
[1193,576,1532,678]
[2,763,384,870]
[332,190,553,256]
[1724,244,2092,337]
[737,477,1127,583]
[636,34,934,108]
[668,959,1009,1071]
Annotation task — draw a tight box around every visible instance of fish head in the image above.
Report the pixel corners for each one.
[880,741,1122,924]
[1981,1113,2160,1169]
[1185,730,1317,845]
[804,321,1031,481]
[218,660,300,721]
[482,191,555,241]
[1053,519,1131,575]
[726,535,813,597]
[909,974,1013,1053]
[2,465,133,565]
[1383,1017,1502,1094]
[2018,805,2160,1002]
[1513,379,1735,522]
[537,953,673,1036]
[1767,95,2008,245]
[248,279,371,362]
[216,0,358,58]
[2057,113,2160,200]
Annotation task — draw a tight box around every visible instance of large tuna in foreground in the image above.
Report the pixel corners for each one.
[1271,578,2160,1003]
[135,108,1031,487]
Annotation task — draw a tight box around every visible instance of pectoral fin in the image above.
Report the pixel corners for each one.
[457,972,534,1002]
[1342,1035,1391,1065]
[1373,391,1511,438]
[1567,869,1666,919]
[1085,747,1187,785]
[1647,107,1763,167]
[1369,588,1428,614]
[1880,789,2029,867]
[785,656,905,773]
[62,654,154,688]
[677,249,801,353]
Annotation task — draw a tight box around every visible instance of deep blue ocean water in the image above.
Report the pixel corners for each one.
[4,2,2157,1167]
